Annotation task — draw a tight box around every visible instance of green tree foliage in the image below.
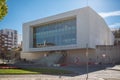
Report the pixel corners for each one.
[0,0,8,20]
[113,28,120,38]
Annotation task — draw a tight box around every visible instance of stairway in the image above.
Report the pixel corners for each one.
[35,52,63,66]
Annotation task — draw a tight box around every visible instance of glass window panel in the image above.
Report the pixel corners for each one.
[33,18,76,48]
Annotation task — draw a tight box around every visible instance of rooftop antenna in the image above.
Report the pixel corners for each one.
[87,0,88,7]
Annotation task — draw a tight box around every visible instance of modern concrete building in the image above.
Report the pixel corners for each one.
[22,7,114,66]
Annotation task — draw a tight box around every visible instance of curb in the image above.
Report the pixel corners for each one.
[109,69,120,71]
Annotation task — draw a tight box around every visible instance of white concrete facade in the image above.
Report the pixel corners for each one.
[22,7,114,53]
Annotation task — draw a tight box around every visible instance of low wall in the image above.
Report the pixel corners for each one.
[96,45,120,64]
[20,52,47,60]
[20,45,120,66]
[66,49,96,65]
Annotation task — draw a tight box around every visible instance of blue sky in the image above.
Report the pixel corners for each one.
[0,0,120,34]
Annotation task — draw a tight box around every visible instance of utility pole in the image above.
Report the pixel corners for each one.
[86,44,88,80]
[86,1,89,79]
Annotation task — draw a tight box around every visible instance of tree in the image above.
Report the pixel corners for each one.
[113,28,120,38]
[0,0,8,20]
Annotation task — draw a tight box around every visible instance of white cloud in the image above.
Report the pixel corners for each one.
[99,11,120,18]
[109,23,120,29]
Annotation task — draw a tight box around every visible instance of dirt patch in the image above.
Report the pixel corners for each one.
[104,78,120,80]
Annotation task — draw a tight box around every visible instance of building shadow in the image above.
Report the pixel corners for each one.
[8,63,116,77]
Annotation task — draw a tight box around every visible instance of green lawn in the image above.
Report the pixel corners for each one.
[0,68,72,75]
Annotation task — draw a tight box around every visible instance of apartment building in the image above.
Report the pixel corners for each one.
[0,29,18,52]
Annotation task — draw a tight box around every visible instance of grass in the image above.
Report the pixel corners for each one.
[0,69,36,74]
[0,68,72,75]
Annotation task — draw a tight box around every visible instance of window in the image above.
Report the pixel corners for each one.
[33,18,76,48]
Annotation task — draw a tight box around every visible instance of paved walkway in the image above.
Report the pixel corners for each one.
[0,74,103,80]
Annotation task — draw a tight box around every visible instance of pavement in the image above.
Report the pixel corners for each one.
[85,64,120,80]
[107,65,120,71]
[0,74,104,80]
[0,64,120,80]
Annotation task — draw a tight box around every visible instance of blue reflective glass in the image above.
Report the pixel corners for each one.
[33,18,76,48]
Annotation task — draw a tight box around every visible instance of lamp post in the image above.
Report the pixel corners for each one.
[86,44,88,80]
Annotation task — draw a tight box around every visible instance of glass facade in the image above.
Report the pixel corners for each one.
[33,18,76,48]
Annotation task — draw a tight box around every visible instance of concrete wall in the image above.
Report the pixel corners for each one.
[20,52,47,60]
[66,49,96,65]
[21,45,120,65]
[21,49,96,66]
[22,23,31,52]
[76,8,89,48]
[88,7,114,48]
[96,45,120,64]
